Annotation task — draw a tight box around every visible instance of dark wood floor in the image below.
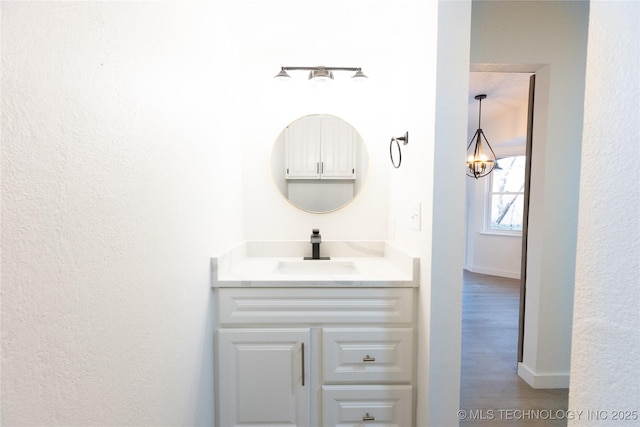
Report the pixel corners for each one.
[460,270,568,426]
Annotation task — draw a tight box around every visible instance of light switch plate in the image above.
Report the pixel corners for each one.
[410,202,421,231]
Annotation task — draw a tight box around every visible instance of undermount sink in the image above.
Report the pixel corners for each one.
[275,260,359,275]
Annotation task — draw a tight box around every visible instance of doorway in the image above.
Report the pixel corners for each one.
[463,71,534,363]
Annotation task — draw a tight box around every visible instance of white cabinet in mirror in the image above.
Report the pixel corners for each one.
[271,114,369,214]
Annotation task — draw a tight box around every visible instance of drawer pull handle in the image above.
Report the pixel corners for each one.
[363,413,375,421]
[301,342,305,386]
[363,355,376,362]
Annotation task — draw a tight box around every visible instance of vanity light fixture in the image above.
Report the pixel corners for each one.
[466,94,497,179]
[274,66,368,82]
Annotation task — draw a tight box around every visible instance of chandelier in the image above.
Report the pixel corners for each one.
[466,94,497,179]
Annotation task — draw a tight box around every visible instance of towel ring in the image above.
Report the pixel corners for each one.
[390,132,409,168]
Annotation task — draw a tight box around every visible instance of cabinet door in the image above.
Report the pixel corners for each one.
[218,328,310,427]
[320,116,356,179]
[286,117,321,179]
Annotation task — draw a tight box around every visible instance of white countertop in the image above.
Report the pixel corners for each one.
[211,241,419,288]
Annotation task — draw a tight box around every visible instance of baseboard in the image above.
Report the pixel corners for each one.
[518,362,569,389]
[464,265,521,280]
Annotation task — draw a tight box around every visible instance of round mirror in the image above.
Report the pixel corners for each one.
[271,114,369,213]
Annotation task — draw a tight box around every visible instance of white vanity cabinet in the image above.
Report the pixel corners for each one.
[285,115,356,180]
[215,287,416,427]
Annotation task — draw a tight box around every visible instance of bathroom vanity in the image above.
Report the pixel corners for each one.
[211,241,419,427]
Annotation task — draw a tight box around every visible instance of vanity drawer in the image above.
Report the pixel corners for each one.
[323,328,414,383]
[217,288,414,326]
[322,385,412,427]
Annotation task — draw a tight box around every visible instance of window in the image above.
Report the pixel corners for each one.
[487,156,526,233]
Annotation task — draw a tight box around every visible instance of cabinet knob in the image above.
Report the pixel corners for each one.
[362,413,375,421]
[363,355,376,362]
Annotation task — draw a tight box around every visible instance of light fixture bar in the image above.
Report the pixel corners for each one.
[279,66,362,72]
[274,66,367,80]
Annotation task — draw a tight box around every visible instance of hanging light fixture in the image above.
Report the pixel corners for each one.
[274,66,367,82]
[466,94,497,179]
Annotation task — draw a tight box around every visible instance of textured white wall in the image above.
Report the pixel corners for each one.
[471,0,589,387]
[1,3,242,425]
[569,1,640,423]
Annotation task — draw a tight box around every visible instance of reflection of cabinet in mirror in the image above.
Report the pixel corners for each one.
[271,114,368,213]
[285,115,355,180]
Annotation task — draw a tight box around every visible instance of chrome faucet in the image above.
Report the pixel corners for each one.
[305,229,329,260]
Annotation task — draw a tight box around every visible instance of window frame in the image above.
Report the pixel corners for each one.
[484,155,526,236]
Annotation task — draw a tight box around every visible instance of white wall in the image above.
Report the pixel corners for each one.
[230,0,412,242]
[465,177,523,278]
[471,0,589,388]
[569,1,640,423]
[381,1,471,425]
[424,2,472,425]
[1,3,242,425]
